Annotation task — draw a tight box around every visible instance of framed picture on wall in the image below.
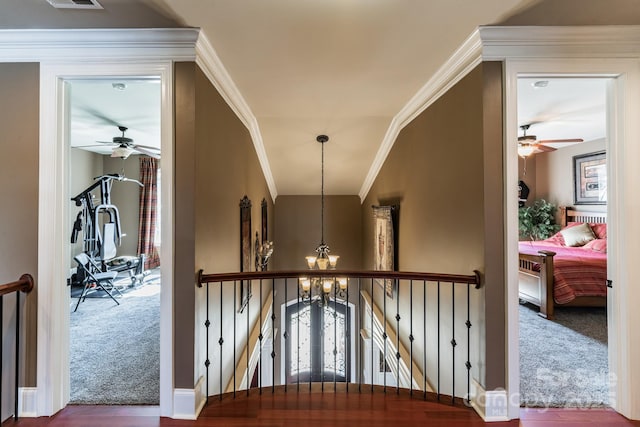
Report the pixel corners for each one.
[239,195,252,312]
[573,151,606,205]
[261,198,268,243]
[372,205,398,298]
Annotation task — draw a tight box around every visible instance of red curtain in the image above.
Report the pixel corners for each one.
[137,157,160,269]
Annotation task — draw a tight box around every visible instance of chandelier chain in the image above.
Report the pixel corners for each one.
[321,138,325,245]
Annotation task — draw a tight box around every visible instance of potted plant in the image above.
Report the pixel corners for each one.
[518,199,560,241]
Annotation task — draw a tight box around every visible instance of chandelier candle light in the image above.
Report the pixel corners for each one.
[300,135,347,305]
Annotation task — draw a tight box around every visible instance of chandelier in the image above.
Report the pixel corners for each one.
[300,134,346,305]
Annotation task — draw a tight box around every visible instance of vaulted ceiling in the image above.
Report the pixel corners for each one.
[2,0,639,197]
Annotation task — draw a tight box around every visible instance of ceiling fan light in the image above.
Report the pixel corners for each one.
[111,146,134,159]
[518,145,535,158]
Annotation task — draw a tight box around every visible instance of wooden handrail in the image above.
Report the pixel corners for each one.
[197,269,481,288]
[0,274,34,297]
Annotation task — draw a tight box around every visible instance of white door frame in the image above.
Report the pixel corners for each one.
[37,61,175,417]
[503,58,640,420]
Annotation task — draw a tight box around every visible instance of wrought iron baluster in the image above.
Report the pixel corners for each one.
[465,283,472,405]
[357,278,361,393]
[15,292,20,420]
[423,280,427,400]
[284,279,289,393]
[233,281,236,397]
[273,278,277,394]
[383,278,387,393]
[204,283,210,405]
[451,282,456,404]
[346,277,350,393]
[219,282,223,401]
[396,279,400,394]
[437,280,441,401]
[246,280,250,397]
[259,279,263,394]
[297,279,300,392]
[409,280,414,397]
[1,295,3,421]
[334,277,337,392]
[370,278,374,393]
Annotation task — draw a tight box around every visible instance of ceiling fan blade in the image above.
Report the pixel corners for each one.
[537,138,584,144]
[95,140,117,145]
[534,144,557,152]
[77,106,123,128]
[75,143,114,148]
[133,146,161,159]
[132,143,161,151]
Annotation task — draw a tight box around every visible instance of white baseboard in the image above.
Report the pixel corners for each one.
[469,380,509,422]
[18,387,38,418]
[172,376,206,420]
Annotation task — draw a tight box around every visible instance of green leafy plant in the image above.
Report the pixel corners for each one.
[518,199,560,241]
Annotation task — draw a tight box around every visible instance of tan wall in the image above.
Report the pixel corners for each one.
[0,63,39,393]
[273,195,362,271]
[361,62,505,391]
[533,138,607,215]
[173,62,274,390]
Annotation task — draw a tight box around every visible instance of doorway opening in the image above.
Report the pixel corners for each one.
[66,78,162,405]
[516,76,609,409]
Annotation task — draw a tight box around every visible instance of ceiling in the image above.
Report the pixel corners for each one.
[517,78,607,148]
[69,79,161,156]
[2,0,632,196]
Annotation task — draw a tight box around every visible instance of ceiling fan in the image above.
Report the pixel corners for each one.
[518,124,583,158]
[96,126,161,159]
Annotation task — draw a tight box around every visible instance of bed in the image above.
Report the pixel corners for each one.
[518,206,608,319]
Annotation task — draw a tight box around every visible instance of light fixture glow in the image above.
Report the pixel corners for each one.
[518,144,535,158]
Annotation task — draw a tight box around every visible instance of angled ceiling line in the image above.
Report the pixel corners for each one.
[195,30,277,202]
[358,28,484,202]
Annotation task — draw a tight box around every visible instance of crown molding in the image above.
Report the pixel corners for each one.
[359,25,640,202]
[358,29,483,201]
[0,28,199,62]
[195,32,277,201]
[479,25,640,60]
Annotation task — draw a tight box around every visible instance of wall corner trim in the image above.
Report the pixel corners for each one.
[172,376,206,420]
[469,380,510,422]
[358,28,483,201]
[195,31,278,202]
[18,387,39,418]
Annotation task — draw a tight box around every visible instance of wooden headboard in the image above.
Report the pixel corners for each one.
[559,206,607,227]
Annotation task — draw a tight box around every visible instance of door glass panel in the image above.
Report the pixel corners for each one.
[323,304,346,377]
[290,305,311,377]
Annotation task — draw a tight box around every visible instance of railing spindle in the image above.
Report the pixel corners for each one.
[451,282,456,404]
[272,278,277,394]
[1,295,3,421]
[233,281,237,397]
[204,282,210,405]
[437,280,441,401]
[409,280,413,397]
[219,282,223,400]
[246,281,250,397]
[396,280,400,395]
[466,283,472,404]
[423,280,427,401]
[15,292,20,420]
[284,279,286,393]
[259,279,263,394]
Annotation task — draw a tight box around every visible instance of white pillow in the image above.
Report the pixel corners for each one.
[560,222,596,247]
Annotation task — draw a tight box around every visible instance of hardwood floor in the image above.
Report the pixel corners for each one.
[3,392,640,427]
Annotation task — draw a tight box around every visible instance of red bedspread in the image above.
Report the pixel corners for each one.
[518,240,607,304]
